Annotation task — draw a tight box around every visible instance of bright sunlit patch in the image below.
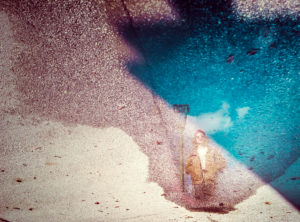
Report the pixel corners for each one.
[236,106,250,119]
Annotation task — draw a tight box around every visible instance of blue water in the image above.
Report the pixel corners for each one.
[124,8,300,208]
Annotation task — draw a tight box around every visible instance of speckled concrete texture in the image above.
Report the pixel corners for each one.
[232,0,299,20]
[0,113,298,221]
[1,0,180,193]
[0,0,299,221]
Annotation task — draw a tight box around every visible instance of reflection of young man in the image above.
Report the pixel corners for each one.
[185,129,226,199]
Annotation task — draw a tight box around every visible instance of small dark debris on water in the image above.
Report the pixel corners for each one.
[250,156,255,162]
[269,42,277,49]
[115,206,119,208]
[174,206,179,208]
[219,203,224,207]
[23,164,28,167]
[95,202,100,205]
[13,207,20,210]
[15,178,23,183]
[260,151,265,155]
[29,208,33,211]
[156,141,162,145]
[161,193,166,196]
[248,167,253,170]
[226,54,234,63]
[238,151,243,156]
[33,176,37,180]
[1,170,4,172]
[54,155,62,158]
[247,48,260,55]
[267,155,274,160]
[265,201,271,205]
[115,200,119,202]
[185,215,193,219]
[290,177,300,181]
[126,208,130,211]
[35,147,42,150]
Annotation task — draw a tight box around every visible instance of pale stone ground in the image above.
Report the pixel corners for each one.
[0,3,299,222]
[0,116,299,222]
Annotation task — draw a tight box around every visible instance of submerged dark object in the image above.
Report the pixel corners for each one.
[247,48,260,55]
[267,154,274,160]
[226,54,234,63]
[269,42,277,49]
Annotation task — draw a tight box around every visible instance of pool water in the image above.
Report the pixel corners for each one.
[124,6,299,208]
